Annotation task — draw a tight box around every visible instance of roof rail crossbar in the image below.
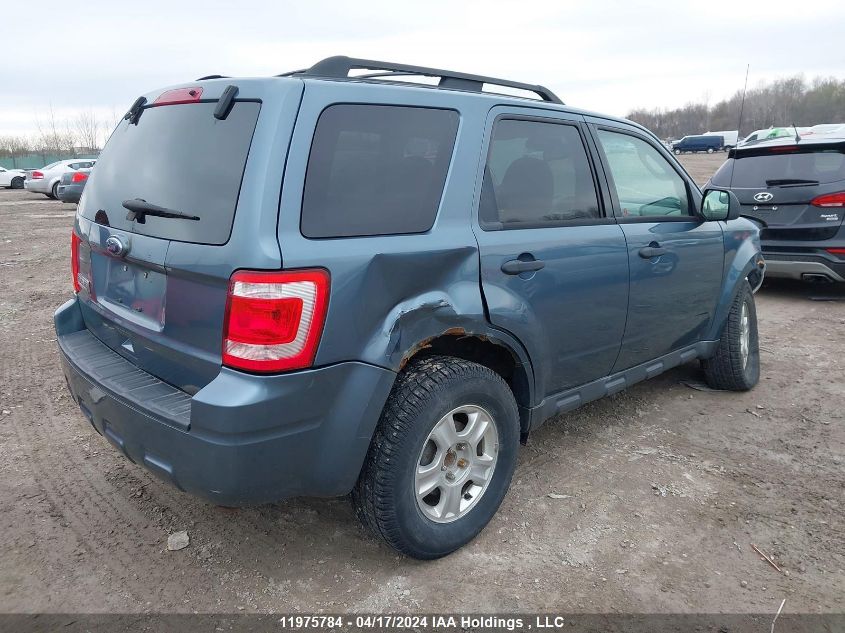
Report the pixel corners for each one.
[291,56,563,104]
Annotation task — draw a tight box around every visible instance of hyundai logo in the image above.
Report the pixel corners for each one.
[106,235,128,257]
[753,192,774,203]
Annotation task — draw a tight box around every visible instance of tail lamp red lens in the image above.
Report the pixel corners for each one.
[153,87,203,106]
[31,171,43,179]
[71,172,88,183]
[826,248,845,257]
[811,192,845,208]
[223,269,330,373]
[71,231,81,293]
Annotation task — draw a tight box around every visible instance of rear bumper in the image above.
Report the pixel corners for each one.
[55,298,396,505]
[24,179,49,193]
[57,183,84,203]
[761,226,845,282]
[762,255,845,281]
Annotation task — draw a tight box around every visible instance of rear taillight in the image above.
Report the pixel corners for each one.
[826,248,845,257]
[71,231,81,293]
[222,269,330,373]
[71,172,88,183]
[811,192,845,208]
[31,171,43,179]
[153,87,203,106]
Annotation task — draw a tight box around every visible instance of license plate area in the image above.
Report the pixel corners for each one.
[98,258,166,330]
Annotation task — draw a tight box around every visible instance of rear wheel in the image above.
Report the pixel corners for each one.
[702,281,760,391]
[50,182,60,199]
[10,176,23,189]
[352,355,519,559]
[707,147,715,154]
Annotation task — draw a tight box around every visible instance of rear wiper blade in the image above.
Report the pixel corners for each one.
[122,198,200,224]
[765,178,819,186]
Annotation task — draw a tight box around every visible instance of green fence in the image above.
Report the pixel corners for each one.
[0,152,99,170]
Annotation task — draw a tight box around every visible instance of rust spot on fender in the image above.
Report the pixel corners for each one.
[398,327,480,370]
[399,336,435,370]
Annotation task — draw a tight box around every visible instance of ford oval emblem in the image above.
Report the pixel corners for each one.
[106,235,128,257]
[753,192,774,203]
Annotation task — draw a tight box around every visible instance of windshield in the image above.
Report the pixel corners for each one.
[711,148,845,187]
[79,101,260,245]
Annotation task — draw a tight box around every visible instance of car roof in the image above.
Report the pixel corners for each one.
[192,56,659,143]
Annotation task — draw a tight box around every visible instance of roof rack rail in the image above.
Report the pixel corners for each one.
[285,56,563,104]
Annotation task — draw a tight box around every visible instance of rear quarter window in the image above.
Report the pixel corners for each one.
[301,104,459,238]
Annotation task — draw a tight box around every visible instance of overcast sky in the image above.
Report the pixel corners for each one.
[2,0,844,139]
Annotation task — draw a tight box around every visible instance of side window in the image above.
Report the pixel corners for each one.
[480,119,600,229]
[596,129,691,218]
[301,104,459,238]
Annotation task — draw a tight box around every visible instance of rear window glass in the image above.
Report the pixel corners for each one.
[301,104,459,238]
[712,148,845,187]
[80,101,260,245]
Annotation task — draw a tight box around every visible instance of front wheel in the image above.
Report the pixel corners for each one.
[10,176,24,189]
[702,281,760,391]
[673,148,681,155]
[707,147,715,154]
[50,182,60,199]
[353,355,519,559]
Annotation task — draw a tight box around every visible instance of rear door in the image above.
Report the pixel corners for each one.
[73,80,303,392]
[590,123,724,371]
[473,108,629,399]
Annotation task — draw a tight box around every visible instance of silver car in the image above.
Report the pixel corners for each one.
[24,159,97,198]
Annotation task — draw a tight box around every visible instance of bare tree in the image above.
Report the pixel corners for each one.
[627,75,845,139]
[34,104,76,153]
[74,109,101,150]
[0,135,33,157]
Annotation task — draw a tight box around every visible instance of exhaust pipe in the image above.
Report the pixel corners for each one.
[801,273,834,283]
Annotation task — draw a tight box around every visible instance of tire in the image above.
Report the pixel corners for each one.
[50,182,60,199]
[702,281,760,391]
[352,355,520,559]
[673,148,681,155]
[10,177,23,189]
[707,147,715,154]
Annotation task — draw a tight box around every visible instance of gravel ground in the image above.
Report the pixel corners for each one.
[0,153,842,614]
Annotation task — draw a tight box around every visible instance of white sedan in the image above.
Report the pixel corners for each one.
[24,158,97,198]
[0,166,27,189]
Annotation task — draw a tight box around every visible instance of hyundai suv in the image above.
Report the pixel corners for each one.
[55,56,765,559]
[708,136,845,282]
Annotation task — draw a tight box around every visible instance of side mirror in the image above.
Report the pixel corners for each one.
[700,188,741,221]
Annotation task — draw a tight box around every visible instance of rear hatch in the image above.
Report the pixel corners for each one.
[711,141,845,241]
[72,80,301,393]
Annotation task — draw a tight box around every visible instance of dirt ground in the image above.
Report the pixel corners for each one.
[0,153,842,615]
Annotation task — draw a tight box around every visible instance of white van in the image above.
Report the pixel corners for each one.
[706,130,739,148]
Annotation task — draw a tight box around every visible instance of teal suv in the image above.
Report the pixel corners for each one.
[56,57,765,558]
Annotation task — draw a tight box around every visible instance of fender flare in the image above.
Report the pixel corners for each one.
[707,246,763,341]
[366,293,537,417]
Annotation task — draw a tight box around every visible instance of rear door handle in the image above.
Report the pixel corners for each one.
[501,259,545,274]
[638,246,668,259]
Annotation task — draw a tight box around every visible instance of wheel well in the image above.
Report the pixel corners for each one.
[747,266,764,293]
[405,333,532,433]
